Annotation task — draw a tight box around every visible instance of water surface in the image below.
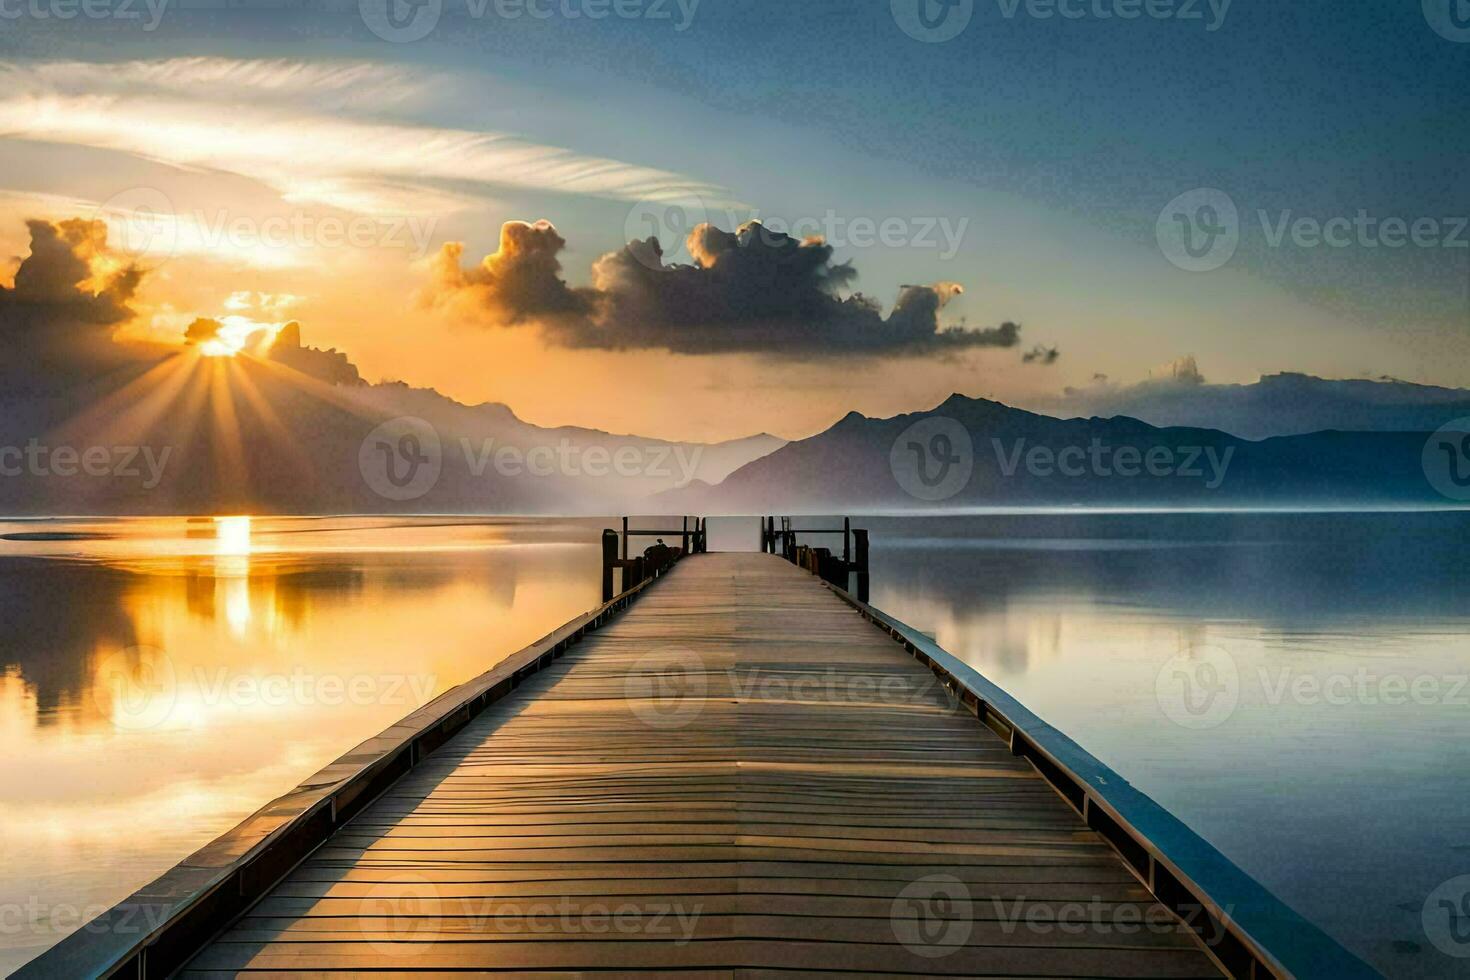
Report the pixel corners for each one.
[2,512,1466,977]
[861,511,1470,979]
[0,516,604,975]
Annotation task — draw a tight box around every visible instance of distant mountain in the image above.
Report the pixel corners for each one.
[1028,372,1470,440]
[0,351,785,516]
[346,382,785,491]
[669,393,1453,512]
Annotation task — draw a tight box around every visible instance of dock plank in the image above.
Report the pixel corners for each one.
[182,553,1224,976]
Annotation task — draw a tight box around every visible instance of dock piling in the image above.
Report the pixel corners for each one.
[603,517,701,601]
[773,515,870,600]
[600,529,618,601]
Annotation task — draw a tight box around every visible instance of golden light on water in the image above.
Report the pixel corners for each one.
[214,516,253,557]
[0,516,603,978]
[214,517,254,636]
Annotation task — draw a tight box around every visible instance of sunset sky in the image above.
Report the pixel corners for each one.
[1,2,1467,442]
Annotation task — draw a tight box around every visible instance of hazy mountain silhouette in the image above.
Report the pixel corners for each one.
[1030,371,1470,439]
[0,351,785,516]
[670,393,1453,512]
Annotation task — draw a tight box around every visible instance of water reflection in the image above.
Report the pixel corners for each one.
[0,516,603,974]
[863,511,1470,979]
[3,512,1467,977]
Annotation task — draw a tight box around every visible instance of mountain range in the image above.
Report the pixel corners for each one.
[0,337,786,515]
[1028,370,1470,439]
[1,333,1464,515]
[670,392,1455,512]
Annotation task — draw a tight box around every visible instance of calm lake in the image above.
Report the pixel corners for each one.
[1,511,1466,977]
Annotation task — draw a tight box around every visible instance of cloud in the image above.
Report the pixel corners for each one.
[1160,355,1205,385]
[4,58,434,111]
[183,317,224,345]
[428,220,594,324]
[0,59,723,218]
[1,217,363,392]
[0,219,143,364]
[1056,356,1203,402]
[429,219,1029,357]
[1023,344,1060,365]
[1029,365,1470,440]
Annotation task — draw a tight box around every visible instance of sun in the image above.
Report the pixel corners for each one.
[199,338,242,358]
[197,317,285,357]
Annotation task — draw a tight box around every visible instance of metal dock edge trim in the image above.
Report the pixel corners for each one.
[820,580,1381,980]
[13,560,681,980]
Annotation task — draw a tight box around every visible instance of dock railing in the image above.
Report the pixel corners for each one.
[601,516,706,601]
[762,515,870,601]
[818,579,1378,980]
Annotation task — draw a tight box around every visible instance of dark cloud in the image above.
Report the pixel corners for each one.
[429,218,1032,357]
[1022,344,1060,365]
[0,219,156,391]
[2,218,363,393]
[1,219,141,352]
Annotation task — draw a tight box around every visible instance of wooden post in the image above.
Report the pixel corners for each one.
[621,517,628,560]
[854,528,869,604]
[601,529,618,602]
[843,516,851,565]
[682,516,690,555]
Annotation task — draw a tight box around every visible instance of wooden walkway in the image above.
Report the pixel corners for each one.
[182,553,1224,976]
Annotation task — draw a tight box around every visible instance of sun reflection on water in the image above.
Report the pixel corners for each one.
[214,515,253,557]
[0,516,604,975]
[213,516,255,636]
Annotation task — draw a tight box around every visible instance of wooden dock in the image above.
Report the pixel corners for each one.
[183,553,1216,976]
[21,548,1376,979]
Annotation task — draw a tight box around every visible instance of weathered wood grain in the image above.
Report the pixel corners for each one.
[182,553,1224,977]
